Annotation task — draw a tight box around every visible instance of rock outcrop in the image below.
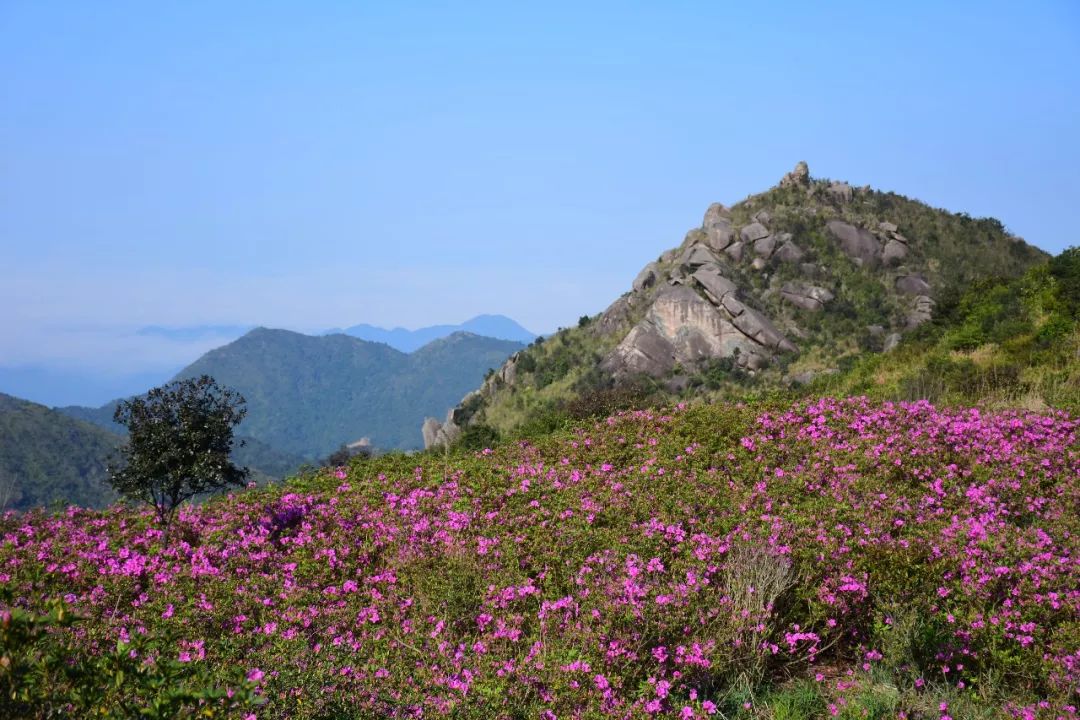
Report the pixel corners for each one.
[779,161,810,189]
[421,411,462,449]
[781,282,835,312]
[826,220,881,268]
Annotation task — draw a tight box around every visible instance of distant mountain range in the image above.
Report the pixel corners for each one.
[0,315,534,408]
[60,328,524,460]
[325,314,536,352]
[1,326,525,509]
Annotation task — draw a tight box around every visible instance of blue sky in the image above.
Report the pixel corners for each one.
[1,1,1078,403]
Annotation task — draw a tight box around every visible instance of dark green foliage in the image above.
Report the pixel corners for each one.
[454,423,500,451]
[1048,246,1080,316]
[0,393,120,511]
[815,247,1080,411]
[109,376,249,532]
[0,595,260,718]
[324,445,352,467]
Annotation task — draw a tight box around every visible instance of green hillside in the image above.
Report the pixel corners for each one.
[0,393,119,511]
[811,246,1080,411]
[52,328,524,462]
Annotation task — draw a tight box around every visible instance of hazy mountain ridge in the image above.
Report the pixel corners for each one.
[424,163,1053,446]
[326,314,536,352]
[62,328,525,464]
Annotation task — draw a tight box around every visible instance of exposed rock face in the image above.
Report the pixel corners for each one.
[633,262,659,292]
[895,274,932,296]
[719,294,798,354]
[679,244,719,271]
[775,239,805,263]
[879,221,898,233]
[740,222,771,243]
[603,286,769,376]
[883,333,903,352]
[702,203,735,250]
[691,264,738,304]
[826,220,881,268]
[753,234,777,258]
[421,410,462,449]
[781,282,835,312]
[882,239,909,265]
[593,295,635,336]
[724,241,745,262]
[602,280,798,378]
[779,161,810,189]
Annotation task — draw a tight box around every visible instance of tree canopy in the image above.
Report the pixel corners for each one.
[109,375,248,534]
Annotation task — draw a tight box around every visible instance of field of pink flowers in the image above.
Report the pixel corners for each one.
[2,397,1078,718]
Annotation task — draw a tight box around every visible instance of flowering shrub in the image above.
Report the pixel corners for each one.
[2,398,1077,718]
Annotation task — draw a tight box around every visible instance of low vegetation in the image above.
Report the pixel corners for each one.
[3,397,1076,718]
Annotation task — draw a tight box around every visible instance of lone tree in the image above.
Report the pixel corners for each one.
[109,375,249,535]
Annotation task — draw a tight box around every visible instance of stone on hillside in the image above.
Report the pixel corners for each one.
[703,218,735,251]
[867,325,885,337]
[421,417,441,449]
[593,295,635,335]
[601,323,676,377]
[633,261,659,292]
[799,262,820,278]
[879,221,898,233]
[882,239,909,265]
[499,355,519,385]
[895,274,931,296]
[907,295,935,328]
[695,267,738,306]
[753,209,772,225]
[780,282,835,312]
[679,244,719,271]
[692,264,738,304]
[422,410,463,449]
[891,233,909,244]
[740,222,771,243]
[883,333,902,352]
[720,294,799,353]
[826,220,881,268]
[774,238,805,263]
[753,234,777,258]
[660,247,680,263]
[703,202,731,225]
[826,181,853,203]
[724,241,745,262]
[779,161,811,188]
[751,257,767,270]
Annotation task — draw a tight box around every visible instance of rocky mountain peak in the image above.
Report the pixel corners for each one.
[422,169,1049,448]
[779,160,811,188]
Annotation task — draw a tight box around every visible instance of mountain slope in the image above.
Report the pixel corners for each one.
[425,163,1051,445]
[329,314,536,352]
[811,246,1080,411]
[173,329,525,455]
[64,329,526,461]
[0,392,120,511]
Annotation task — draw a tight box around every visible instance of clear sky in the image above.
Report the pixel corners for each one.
[1,1,1078,402]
